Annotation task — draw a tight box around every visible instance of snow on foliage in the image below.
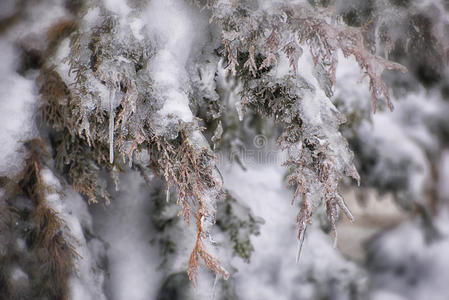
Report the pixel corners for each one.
[223,164,366,300]
[1,0,448,299]
[0,39,37,177]
[202,0,407,253]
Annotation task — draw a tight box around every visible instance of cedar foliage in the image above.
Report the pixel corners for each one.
[6,0,446,296]
[1,140,77,300]
[38,0,407,281]
[204,0,407,249]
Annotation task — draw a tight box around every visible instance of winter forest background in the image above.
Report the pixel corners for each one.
[1,0,449,299]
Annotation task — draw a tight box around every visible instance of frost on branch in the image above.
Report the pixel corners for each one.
[39,0,229,282]
[209,1,408,110]
[35,0,406,288]
[204,0,406,251]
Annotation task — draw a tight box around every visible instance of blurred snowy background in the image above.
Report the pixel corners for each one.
[1,0,449,300]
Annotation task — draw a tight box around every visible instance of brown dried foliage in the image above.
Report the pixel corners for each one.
[188,207,229,285]
[38,69,109,204]
[151,132,228,281]
[46,19,77,55]
[214,2,407,112]
[282,4,407,112]
[0,139,78,299]
[283,138,354,249]
[38,14,227,281]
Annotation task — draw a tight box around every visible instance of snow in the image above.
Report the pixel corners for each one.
[335,50,371,112]
[53,38,76,85]
[272,52,291,78]
[89,171,162,300]
[82,6,101,29]
[368,210,449,300]
[40,168,107,300]
[371,290,408,300]
[10,266,28,282]
[129,18,145,41]
[1,0,448,299]
[0,38,37,176]
[16,0,67,38]
[334,48,445,208]
[222,162,364,300]
[144,0,208,133]
[103,0,131,18]
[40,168,106,300]
[439,150,449,202]
[0,0,16,17]
[361,113,429,200]
[297,47,327,126]
[393,91,445,155]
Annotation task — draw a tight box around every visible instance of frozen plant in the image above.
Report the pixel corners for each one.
[4,0,446,298]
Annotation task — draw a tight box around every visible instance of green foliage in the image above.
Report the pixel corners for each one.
[216,191,264,262]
